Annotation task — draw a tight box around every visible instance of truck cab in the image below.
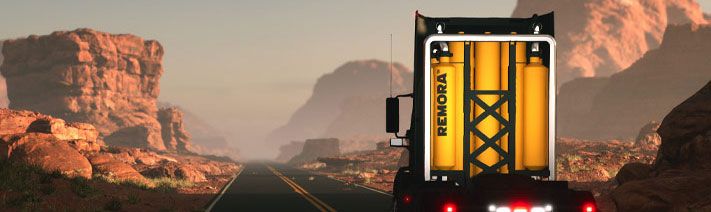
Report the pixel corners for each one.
[386,12,597,212]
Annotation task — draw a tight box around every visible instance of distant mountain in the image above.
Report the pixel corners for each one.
[558,24,711,139]
[512,0,708,85]
[266,60,412,152]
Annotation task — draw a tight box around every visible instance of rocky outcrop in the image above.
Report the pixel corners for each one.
[0,41,7,108]
[512,0,708,85]
[87,152,151,185]
[0,29,166,150]
[635,121,662,152]
[558,24,711,139]
[276,141,304,163]
[288,138,340,165]
[0,108,102,153]
[158,107,192,153]
[612,81,711,211]
[7,133,92,178]
[267,60,412,150]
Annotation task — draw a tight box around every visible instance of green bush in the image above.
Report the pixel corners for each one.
[70,177,97,198]
[104,198,123,211]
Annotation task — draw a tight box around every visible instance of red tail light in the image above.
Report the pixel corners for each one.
[402,194,412,204]
[582,203,596,212]
[443,203,457,212]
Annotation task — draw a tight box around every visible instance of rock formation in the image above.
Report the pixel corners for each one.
[267,60,412,150]
[512,0,708,85]
[276,141,304,163]
[0,41,7,107]
[177,105,239,159]
[0,29,166,150]
[158,107,192,153]
[612,81,711,211]
[635,121,662,152]
[558,24,711,139]
[288,138,340,165]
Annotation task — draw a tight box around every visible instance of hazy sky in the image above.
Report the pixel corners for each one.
[1,1,709,159]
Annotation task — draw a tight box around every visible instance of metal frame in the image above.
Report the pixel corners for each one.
[423,34,556,182]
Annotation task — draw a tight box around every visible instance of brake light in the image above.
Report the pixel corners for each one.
[443,203,457,212]
[582,203,596,212]
[402,194,412,204]
[489,204,552,212]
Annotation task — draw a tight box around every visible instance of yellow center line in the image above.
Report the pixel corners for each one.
[267,165,337,212]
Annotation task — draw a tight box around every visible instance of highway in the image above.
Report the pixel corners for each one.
[208,162,393,212]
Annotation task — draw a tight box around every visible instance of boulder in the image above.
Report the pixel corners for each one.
[615,162,652,185]
[635,121,662,152]
[8,133,92,178]
[87,153,151,185]
[1,29,166,151]
[141,162,206,182]
[0,108,103,152]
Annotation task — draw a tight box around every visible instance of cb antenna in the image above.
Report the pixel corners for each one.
[389,33,393,98]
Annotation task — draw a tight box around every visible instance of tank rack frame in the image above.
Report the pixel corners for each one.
[423,35,556,184]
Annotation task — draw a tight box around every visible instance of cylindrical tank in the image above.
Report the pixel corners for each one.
[523,56,548,171]
[473,35,500,174]
[513,40,526,171]
[448,35,465,171]
[432,55,456,170]
[499,41,510,173]
[430,57,438,168]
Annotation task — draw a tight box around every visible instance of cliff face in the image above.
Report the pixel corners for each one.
[0,41,7,108]
[558,24,711,139]
[266,60,412,150]
[612,81,711,211]
[512,0,708,85]
[158,107,192,153]
[0,29,166,150]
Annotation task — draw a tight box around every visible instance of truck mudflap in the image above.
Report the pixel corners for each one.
[394,173,596,212]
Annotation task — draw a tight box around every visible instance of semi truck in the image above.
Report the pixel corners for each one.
[386,12,597,212]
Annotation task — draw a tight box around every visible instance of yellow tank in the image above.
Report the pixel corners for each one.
[523,56,549,171]
[499,41,510,173]
[448,35,465,171]
[430,57,438,168]
[513,40,526,171]
[432,55,456,170]
[473,34,500,174]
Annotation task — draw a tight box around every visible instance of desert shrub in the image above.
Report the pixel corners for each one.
[70,177,97,198]
[104,198,123,211]
[150,177,194,193]
[127,194,140,204]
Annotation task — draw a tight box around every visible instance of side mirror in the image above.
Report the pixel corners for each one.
[386,97,399,133]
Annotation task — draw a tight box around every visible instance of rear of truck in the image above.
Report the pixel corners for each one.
[386,12,597,212]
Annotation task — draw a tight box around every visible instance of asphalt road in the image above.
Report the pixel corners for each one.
[208,162,393,212]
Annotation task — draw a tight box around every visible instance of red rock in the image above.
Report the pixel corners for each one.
[140,162,207,182]
[512,0,708,84]
[158,107,192,153]
[0,29,166,151]
[613,81,711,210]
[0,108,102,152]
[87,152,151,185]
[558,24,711,139]
[9,133,92,178]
